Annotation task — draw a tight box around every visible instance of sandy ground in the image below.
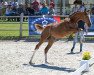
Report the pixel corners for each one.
[0,40,94,75]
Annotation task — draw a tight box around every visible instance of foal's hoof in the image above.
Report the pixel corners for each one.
[80,50,82,52]
[29,61,35,65]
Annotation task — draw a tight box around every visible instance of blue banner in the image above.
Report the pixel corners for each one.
[28,15,94,35]
[28,16,60,35]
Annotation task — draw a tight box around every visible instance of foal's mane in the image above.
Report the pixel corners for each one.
[69,11,85,18]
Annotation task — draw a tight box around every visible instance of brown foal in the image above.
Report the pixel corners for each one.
[29,11,91,65]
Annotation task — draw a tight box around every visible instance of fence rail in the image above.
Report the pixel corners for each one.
[0,15,94,38]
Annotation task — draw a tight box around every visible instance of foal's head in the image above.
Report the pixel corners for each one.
[69,11,91,27]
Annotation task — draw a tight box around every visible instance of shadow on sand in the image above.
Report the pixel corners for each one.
[67,52,81,55]
[26,64,76,73]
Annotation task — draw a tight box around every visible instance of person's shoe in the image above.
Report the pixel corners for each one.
[80,49,82,52]
[71,48,74,52]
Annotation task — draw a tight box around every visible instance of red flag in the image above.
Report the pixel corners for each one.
[53,16,61,23]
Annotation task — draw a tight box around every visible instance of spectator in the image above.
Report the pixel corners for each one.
[17,4,24,21]
[39,3,49,15]
[4,1,8,6]
[31,0,39,12]
[11,6,17,16]
[0,2,2,16]
[17,4,24,16]
[25,4,35,16]
[11,1,17,7]
[49,4,55,15]
[5,5,12,21]
[23,4,28,16]
[50,0,55,9]
[11,6,17,21]
[5,5,12,16]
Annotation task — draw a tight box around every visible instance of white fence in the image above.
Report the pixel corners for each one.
[69,58,94,75]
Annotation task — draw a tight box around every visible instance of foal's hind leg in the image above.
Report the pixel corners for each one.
[44,37,55,64]
[29,29,50,65]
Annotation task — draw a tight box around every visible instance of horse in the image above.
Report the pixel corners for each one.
[29,11,91,65]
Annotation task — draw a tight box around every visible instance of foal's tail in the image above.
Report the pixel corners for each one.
[35,24,44,32]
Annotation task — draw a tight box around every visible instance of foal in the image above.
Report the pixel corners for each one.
[29,11,91,65]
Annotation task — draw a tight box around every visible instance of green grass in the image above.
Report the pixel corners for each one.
[0,22,28,36]
[0,22,94,40]
[0,22,42,40]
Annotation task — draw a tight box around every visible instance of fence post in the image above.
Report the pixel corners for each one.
[20,13,23,38]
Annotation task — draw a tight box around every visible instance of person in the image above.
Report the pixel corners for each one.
[39,3,49,15]
[50,0,55,9]
[48,4,55,15]
[16,4,24,21]
[0,2,2,16]
[31,0,39,13]
[71,20,88,53]
[70,3,88,53]
[5,5,12,16]
[26,4,35,16]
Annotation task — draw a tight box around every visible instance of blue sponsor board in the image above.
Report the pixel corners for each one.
[28,16,57,35]
[89,15,94,31]
[28,15,94,36]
